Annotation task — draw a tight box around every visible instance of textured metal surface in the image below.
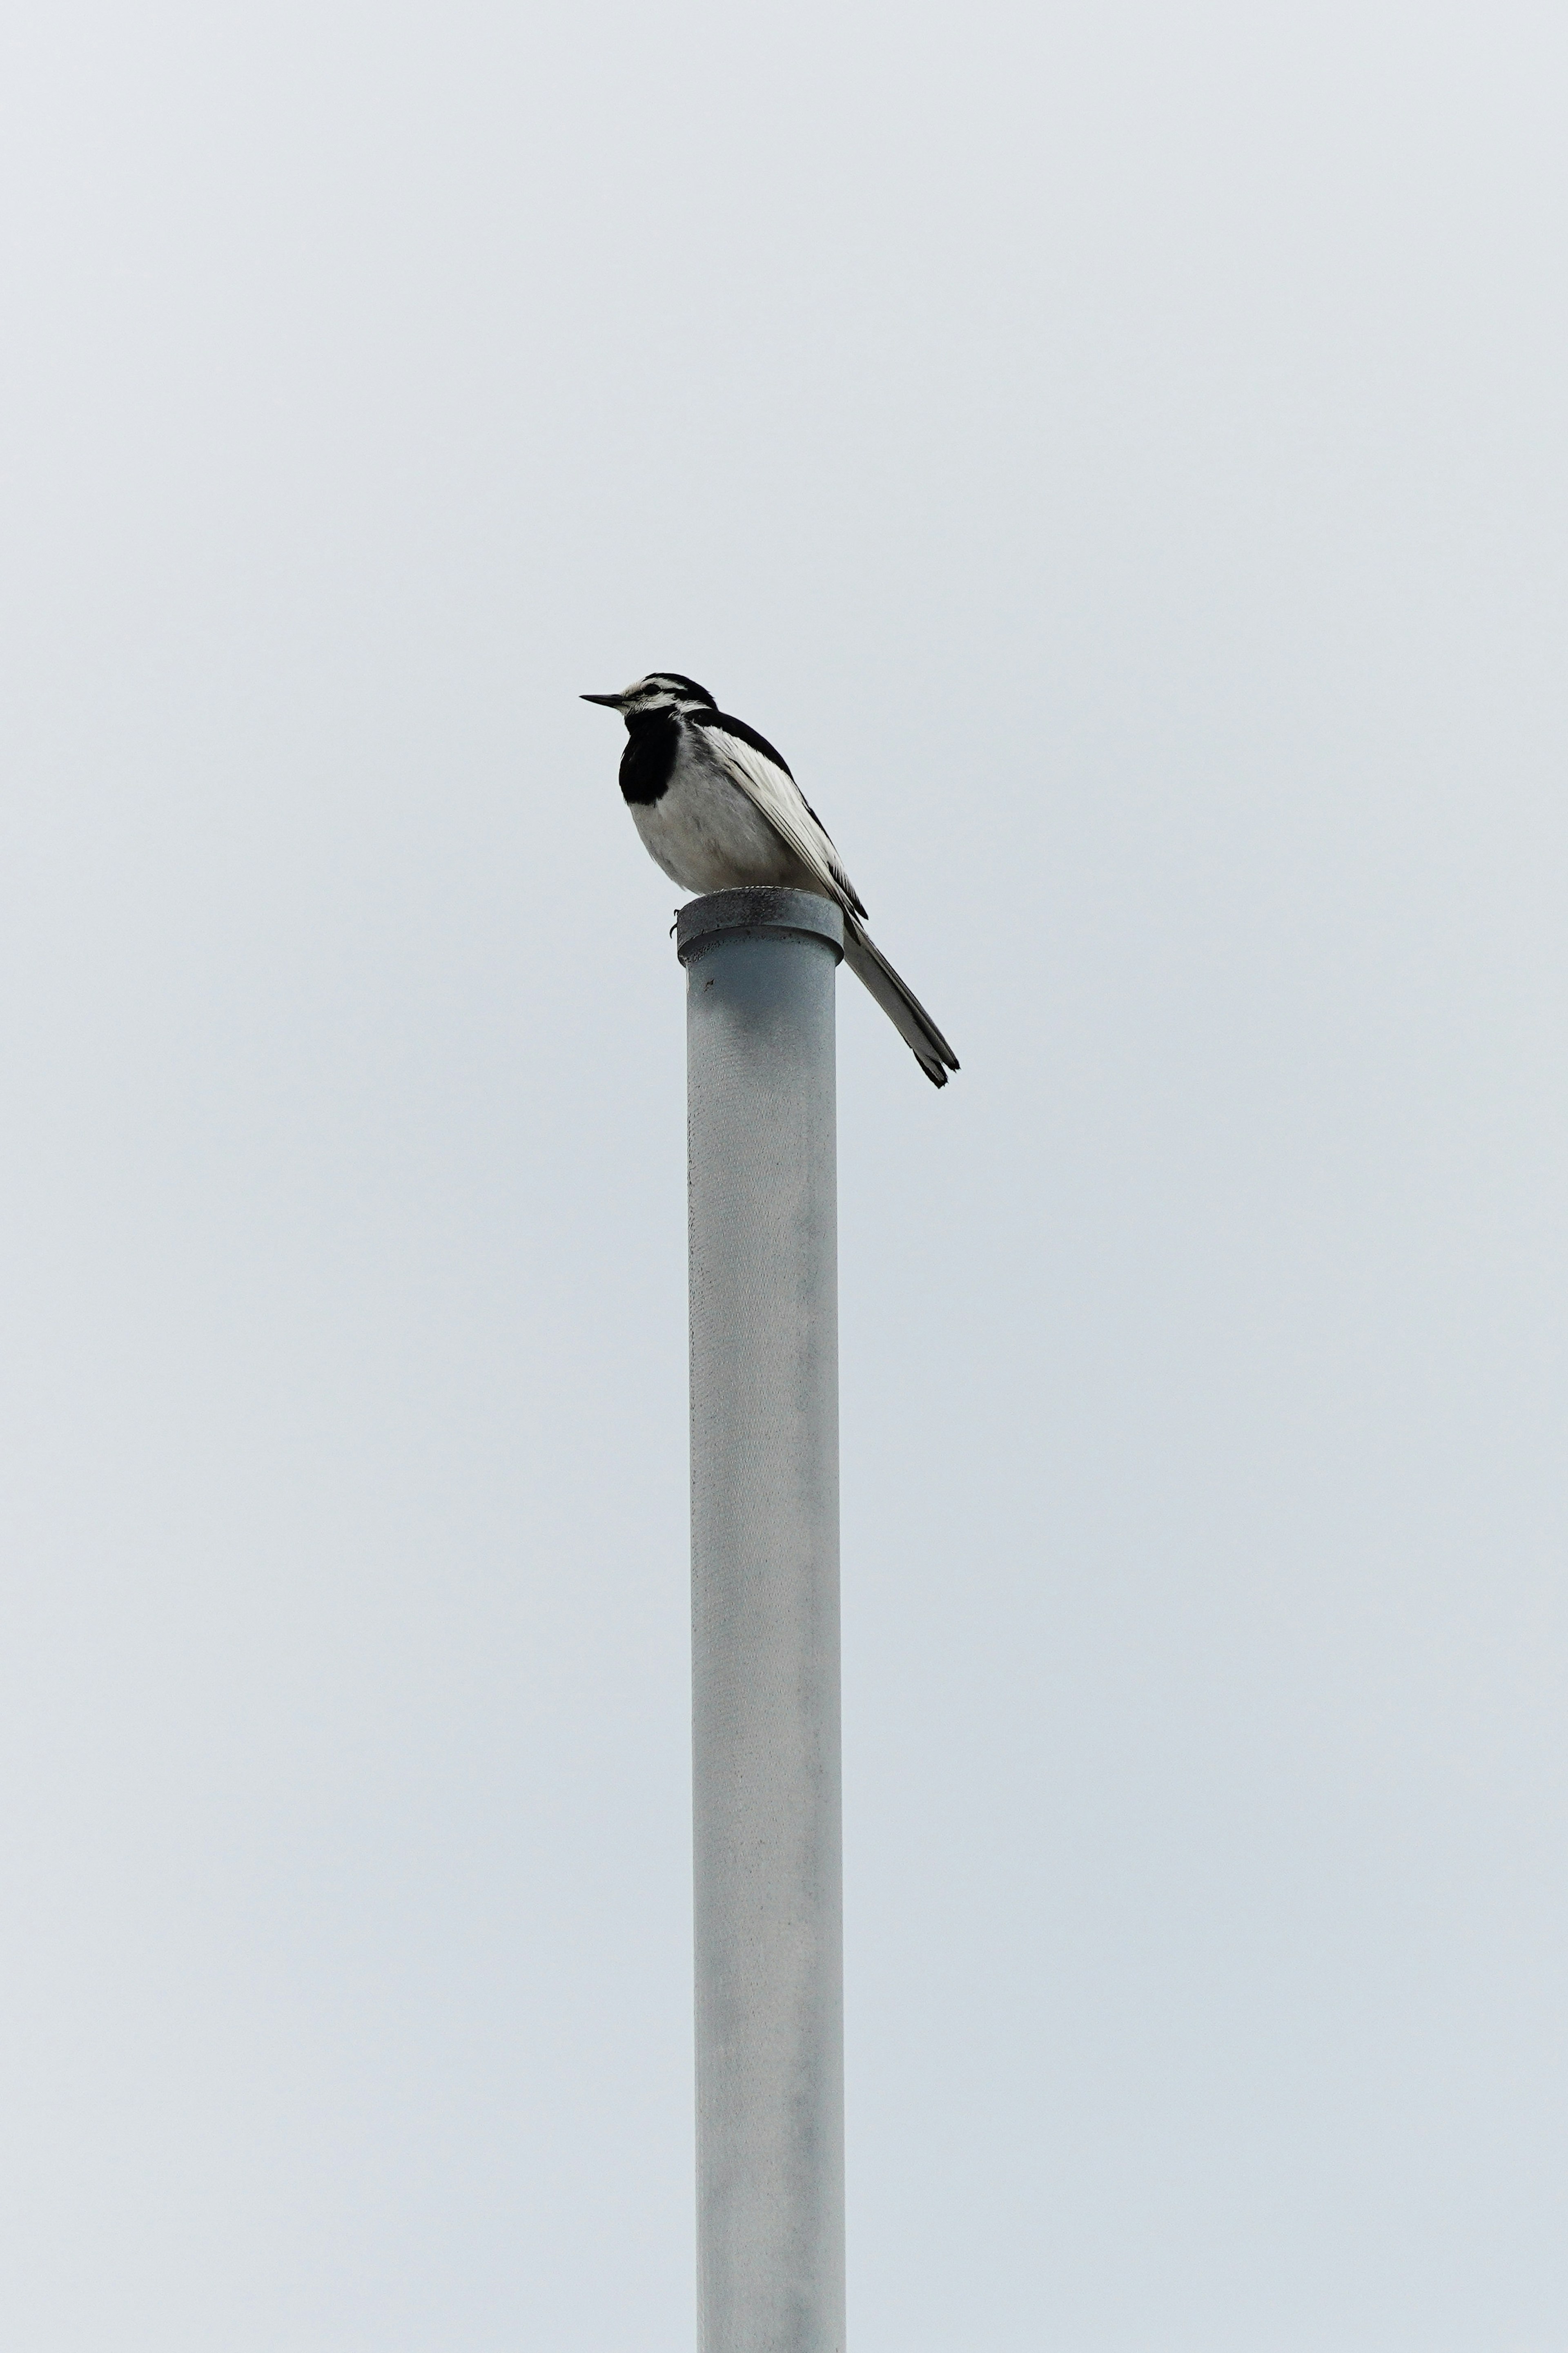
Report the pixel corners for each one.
[681,889,845,2353]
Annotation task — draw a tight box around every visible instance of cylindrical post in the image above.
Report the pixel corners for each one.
[676,888,846,2353]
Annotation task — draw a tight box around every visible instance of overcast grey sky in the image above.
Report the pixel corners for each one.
[2,3,1565,2348]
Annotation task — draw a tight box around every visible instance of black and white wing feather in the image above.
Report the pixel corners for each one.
[695,716,868,918]
[694,710,959,1089]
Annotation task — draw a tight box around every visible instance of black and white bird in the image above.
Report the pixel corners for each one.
[582,673,959,1087]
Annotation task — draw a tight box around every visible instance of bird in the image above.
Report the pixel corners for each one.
[582,673,959,1087]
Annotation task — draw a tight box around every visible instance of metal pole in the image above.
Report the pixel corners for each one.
[676,888,846,2353]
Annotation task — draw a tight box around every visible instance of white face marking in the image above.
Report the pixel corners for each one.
[621,675,710,715]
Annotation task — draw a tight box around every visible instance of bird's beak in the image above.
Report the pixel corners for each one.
[580,691,624,709]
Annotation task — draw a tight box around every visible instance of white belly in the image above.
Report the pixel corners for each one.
[631,743,811,895]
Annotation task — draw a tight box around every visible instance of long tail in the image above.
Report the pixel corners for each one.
[842,914,960,1088]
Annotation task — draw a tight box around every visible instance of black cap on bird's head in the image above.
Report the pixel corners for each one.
[581,673,717,719]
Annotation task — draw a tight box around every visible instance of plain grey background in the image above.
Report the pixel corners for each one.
[2,2,1564,2347]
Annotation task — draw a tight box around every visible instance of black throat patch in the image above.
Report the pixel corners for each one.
[619,708,679,805]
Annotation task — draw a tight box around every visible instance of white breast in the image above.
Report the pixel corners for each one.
[631,729,808,896]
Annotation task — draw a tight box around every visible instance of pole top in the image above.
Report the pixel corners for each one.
[676,888,845,968]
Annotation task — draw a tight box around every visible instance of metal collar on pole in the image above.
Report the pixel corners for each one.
[676,885,846,967]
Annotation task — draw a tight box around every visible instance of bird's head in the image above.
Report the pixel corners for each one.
[581,673,717,722]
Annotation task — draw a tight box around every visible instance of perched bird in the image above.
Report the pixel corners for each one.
[582,673,959,1087]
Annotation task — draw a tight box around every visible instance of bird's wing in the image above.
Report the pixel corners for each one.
[695,717,869,919]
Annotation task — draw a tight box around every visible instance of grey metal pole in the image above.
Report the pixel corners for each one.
[676,888,846,2353]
